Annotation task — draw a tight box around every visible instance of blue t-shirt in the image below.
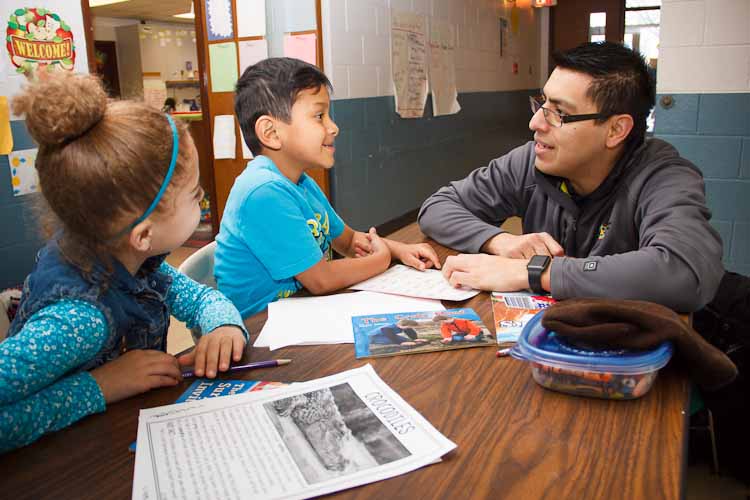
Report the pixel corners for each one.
[215,155,345,317]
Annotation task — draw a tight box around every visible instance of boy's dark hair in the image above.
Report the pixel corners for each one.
[235,57,332,155]
[552,41,655,147]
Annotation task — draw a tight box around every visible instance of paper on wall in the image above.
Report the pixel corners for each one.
[132,364,456,500]
[213,115,236,159]
[283,33,317,66]
[7,148,39,196]
[428,20,460,117]
[236,0,266,37]
[205,0,234,40]
[142,79,167,110]
[238,39,268,75]
[208,42,239,92]
[391,10,428,119]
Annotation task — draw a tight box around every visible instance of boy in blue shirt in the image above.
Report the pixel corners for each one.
[216,58,440,318]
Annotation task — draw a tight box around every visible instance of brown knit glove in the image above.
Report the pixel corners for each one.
[542,298,738,391]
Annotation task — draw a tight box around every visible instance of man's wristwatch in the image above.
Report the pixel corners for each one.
[527,255,551,294]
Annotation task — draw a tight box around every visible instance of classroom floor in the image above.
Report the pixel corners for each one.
[165,243,747,499]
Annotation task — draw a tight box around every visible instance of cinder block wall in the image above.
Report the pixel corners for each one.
[655,0,750,276]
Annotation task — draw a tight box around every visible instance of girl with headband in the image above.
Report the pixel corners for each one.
[0,73,248,452]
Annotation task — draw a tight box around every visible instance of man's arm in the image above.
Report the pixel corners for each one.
[418,142,535,253]
[552,164,723,312]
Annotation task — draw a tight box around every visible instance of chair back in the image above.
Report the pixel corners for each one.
[178,241,217,289]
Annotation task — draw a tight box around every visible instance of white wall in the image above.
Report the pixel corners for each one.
[92,16,138,42]
[658,0,750,93]
[322,0,543,100]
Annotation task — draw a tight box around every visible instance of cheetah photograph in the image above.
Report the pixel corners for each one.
[264,383,411,484]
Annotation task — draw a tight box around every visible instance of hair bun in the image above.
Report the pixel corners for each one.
[12,72,108,146]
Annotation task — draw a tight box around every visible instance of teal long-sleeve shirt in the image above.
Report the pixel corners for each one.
[0,262,247,453]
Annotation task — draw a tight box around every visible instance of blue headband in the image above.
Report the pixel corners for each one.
[115,114,179,238]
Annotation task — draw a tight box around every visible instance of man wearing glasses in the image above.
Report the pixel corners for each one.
[418,41,723,312]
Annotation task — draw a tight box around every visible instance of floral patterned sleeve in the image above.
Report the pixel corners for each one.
[0,300,109,452]
[160,262,248,339]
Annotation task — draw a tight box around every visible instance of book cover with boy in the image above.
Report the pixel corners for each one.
[352,308,494,359]
[491,292,556,347]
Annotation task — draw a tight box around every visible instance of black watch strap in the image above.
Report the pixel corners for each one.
[527,255,551,294]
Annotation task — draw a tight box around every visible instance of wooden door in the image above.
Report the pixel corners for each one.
[550,0,624,64]
[195,0,328,227]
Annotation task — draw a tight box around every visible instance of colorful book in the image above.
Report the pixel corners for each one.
[129,379,288,451]
[491,292,556,347]
[352,308,494,359]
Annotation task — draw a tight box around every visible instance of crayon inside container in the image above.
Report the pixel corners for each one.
[509,312,673,400]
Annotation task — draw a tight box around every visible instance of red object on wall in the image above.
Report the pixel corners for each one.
[512,62,519,74]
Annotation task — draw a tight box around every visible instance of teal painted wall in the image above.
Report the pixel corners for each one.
[0,120,43,289]
[329,90,535,230]
[655,93,750,276]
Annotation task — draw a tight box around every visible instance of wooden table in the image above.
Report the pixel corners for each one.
[0,223,689,499]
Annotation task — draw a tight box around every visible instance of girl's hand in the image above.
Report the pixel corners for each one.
[387,240,441,271]
[91,350,182,404]
[351,231,373,257]
[178,326,247,378]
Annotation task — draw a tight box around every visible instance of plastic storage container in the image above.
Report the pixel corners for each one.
[509,312,673,400]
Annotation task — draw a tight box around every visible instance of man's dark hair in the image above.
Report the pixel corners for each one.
[235,57,332,155]
[552,41,655,147]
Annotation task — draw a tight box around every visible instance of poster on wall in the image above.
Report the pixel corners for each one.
[7,147,38,196]
[429,20,460,117]
[391,10,428,119]
[1,1,89,120]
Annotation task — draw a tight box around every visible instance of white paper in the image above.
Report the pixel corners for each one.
[132,365,455,500]
[238,39,269,75]
[206,0,234,39]
[391,11,428,119]
[255,291,444,350]
[429,20,460,116]
[351,264,480,302]
[236,0,267,37]
[213,115,237,159]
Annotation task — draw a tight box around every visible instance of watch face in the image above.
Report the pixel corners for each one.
[528,255,551,270]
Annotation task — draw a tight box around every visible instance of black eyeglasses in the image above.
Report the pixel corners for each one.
[529,96,609,128]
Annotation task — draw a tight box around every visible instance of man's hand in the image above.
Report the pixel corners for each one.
[442,254,530,291]
[178,326,247,378]
[386,240,441,271]
[482,232,564,259]
[91,350,182,404]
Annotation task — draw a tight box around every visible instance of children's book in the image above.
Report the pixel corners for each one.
[352,308,494,359]
[129,379,288,451]
[491,292,556,347]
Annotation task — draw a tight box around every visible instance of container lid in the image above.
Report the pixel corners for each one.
[510,311,673,374]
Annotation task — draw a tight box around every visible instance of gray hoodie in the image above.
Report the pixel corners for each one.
[418,138,723,312]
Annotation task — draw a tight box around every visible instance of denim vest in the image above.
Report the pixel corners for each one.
[7,240,173,372]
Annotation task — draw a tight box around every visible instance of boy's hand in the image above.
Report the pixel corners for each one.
[351,231,373,257]
[386,240,441,271]
[178,326,247,378]
[368,228,392,265]
[91,350,182,404]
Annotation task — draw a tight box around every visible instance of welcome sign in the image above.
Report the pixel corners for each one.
[6,7,75,75]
